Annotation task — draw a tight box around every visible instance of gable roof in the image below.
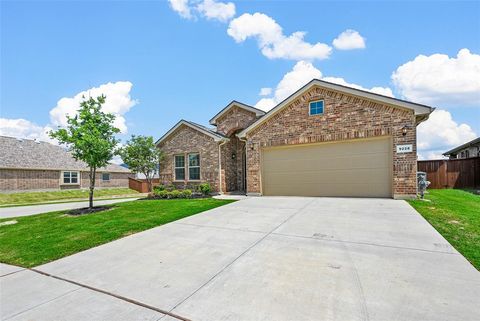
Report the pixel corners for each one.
[155,120,228,145]
[209,100,266,126]
[443,137,480,156]
[238,79,435,138]
[0,136,130,172]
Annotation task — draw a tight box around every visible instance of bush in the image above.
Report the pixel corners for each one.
[154,189,168,198]
[170,190,182,199]
[153,185,166,192]
[198,183,211,196]
[182,189,193,198]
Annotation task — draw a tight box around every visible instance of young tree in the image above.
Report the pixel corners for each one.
[50,95,120,209]
[118,135,164,193]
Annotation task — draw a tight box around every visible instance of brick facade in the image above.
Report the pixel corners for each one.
[245,85,418,198]
[158,125,221,191]
[216,106,259,136]
[0,169,131,192]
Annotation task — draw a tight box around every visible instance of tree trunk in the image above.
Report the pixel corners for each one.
[146,172,153,193]
[89,167,96,209]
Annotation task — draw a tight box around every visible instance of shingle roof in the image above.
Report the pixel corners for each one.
[443,137,480,156]
[0,136,130,173]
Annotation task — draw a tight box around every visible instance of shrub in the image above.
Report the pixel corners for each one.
[198,183,211,196]
[154,190,168,198]
[170,190,181,199]
[153,185,166,192]
[182,189,193,198]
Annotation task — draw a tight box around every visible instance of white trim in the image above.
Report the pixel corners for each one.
[188,153,201,181]
[308,99,324,116]
[238,79,434,138]
[156,120,227,145]
[209,101,265,125]
[60,170,80,185]
[174,154,186,181]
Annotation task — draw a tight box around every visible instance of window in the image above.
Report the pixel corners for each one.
[102,173,110,181]
[174,155,185,180]
[188,153,200,180]
[465,150,470,158]
[63,171,79,184]
[309,100,324,115]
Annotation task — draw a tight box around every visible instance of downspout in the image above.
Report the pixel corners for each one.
[218,139,227,194]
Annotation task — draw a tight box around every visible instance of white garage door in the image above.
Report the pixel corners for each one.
[261,137,392,198]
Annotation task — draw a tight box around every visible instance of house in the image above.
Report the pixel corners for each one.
[156,79,434,199]
[443,137,480,159]
[0,136,132,192]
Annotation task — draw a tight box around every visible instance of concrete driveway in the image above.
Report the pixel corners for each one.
[1,197,479,321]
[0,198,139,219]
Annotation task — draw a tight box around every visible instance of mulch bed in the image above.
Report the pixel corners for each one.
[67,206,112,216]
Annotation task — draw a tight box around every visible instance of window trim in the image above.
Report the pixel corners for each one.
[174,154,186,182]
[188,153,201,181]
[102,172,110,182]
[309,99,324,116]
[61,171,80,185]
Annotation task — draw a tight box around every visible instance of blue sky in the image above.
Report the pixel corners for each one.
[1,0,479,159]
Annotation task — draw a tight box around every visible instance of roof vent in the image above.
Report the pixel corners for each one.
[16,138,23,142]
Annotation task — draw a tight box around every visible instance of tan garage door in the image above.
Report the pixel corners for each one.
[262,137,392,198]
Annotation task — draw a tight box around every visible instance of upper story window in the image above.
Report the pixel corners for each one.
[188,153,200,180]
[102,173,110,181]
[174,155,185,180]
[63,171,79,184]
[309,100,324,115]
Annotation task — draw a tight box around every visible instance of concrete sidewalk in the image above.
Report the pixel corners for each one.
[0,198,139,219]
[1,197,479,320]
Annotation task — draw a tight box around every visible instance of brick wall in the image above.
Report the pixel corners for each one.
[80,172,132,189]
[158,125,220,192]
[216,106,258,136]
[245,85,417,198]
[0,168,131,192]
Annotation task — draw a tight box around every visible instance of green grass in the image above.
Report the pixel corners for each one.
[0,188,140,207]
[408,189,480,270]
[0,198,234,267]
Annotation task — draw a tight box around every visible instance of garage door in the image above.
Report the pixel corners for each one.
[262,137,392,197]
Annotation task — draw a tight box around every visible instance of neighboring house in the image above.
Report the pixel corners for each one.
[157,79,434,199]
[0,136,132,192]
[443,137,480,159]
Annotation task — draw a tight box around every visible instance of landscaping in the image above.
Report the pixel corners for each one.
[0,188,140,207]
[408,189,480,270]
[0,198,234,267]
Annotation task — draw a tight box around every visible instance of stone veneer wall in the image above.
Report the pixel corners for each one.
[245,85,417,198]
[0,169,131,192]
[158,125,220,192]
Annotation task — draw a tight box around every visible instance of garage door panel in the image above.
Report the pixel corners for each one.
[262,138,392,198]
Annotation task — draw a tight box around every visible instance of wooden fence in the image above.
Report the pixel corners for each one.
[417,157,480,189]
[128,178,161,193]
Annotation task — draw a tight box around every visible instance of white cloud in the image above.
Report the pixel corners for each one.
[259,87,272,96]
[168,0,193,19]
[255,61,393,111]
[197,0,235,22]
[169,0,235,22]
[228,13,332,61]
[417,109,477,159]
[392,49,480,107]
[0,118,53,142]
[332,29,366,50]
[49,81,137,134]
[2,81,136,144]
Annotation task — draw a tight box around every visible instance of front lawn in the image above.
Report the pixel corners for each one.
[408,189,480,270]
[0,188,140,207]
[0,198,234,267]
